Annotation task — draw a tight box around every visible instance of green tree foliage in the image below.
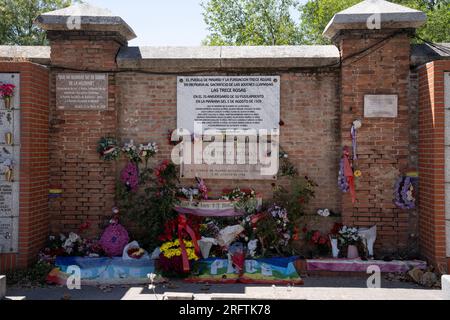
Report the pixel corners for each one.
[201,0,303,45]
[298,0,450,44]
[202,0,450,45]
[0,0,76,45]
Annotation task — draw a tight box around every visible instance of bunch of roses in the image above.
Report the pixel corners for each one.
[154,160,176,185]
[0,83,15,98]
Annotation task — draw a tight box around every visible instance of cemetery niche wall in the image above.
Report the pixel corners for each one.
[1,1,450,277]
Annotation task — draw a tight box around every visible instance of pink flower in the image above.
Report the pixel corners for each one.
[0,84,15,98]
[120,162,139,192]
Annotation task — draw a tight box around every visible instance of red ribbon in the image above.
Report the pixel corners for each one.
[343,147,356,204]
[177,214,200,272]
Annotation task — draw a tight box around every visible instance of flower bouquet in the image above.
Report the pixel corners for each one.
[0,83,15,110]
[338,225,361,259]
[159,239,199,277]
[139,142,158,165]
[122,140,140,163]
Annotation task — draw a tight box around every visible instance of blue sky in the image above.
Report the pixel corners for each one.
[86,0,305,46]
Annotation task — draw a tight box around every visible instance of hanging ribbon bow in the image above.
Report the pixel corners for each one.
[343,147,356,204]
[177,214,200,272]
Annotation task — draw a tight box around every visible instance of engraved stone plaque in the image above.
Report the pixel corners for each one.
[177,76,280,132]
[56,73,108,110]
[364,94,398,118]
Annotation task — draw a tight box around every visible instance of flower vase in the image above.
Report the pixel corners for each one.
[330,237,339,258]
[5,168,13,182]
[3,97,12,110]
[5,132,12,145]
[347,244,359,259]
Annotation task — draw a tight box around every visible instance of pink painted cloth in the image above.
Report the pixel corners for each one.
[306,258,427,273]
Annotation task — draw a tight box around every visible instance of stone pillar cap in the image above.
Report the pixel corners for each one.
[35,3,137,41]
[323,0,426,40]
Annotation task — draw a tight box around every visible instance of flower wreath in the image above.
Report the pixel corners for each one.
[394,176,417,210]
[97,137,121,161]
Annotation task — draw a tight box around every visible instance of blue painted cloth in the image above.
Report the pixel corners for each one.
[55,256,155,281]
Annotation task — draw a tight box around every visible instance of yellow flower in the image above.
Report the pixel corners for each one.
[354,170,362,178]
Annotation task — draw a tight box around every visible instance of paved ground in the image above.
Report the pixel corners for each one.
[3,276,445,300]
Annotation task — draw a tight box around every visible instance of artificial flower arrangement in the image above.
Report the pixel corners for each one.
[0,83,15,110]
[122,140,140,163]
[222,188,259,214]
[39,232,104,264]
[120,162,139,192]
[304,229,330,255]
[338,225,361,246]
[394,176,417,210]
[139,142,158,165]
[157,215,202,276]
[97,137,121,161]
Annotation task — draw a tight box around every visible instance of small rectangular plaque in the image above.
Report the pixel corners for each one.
[56,73,108,110]
[364,94,398,118]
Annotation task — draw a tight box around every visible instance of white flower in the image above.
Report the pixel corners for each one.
[68,232,80,243]
[60,234,66,241]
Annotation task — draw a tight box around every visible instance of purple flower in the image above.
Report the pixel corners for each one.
[121,162,139,192]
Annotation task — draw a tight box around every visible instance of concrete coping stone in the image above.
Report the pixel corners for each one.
[323,0,427,39]
[34,3,136,41]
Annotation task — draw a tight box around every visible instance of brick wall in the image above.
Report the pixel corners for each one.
[338,31,415,254]
[0,62,49,273]
[48,31,120,237]
[418,60,450,270]
[115,71,342,215]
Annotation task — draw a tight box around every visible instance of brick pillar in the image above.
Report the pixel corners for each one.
[322,0,426,255]
[338,31,414,253]
[36,5,136,236]
[418,61,450,270]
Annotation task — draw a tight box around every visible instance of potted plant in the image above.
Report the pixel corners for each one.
[338,225,361,259]
[0,83,16,110]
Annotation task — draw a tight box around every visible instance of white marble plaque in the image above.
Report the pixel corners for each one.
[0,73,20,254]
[177,76,280,132]
[0,217,18,253]
[364,95,398,118]
[56,73,108,110]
